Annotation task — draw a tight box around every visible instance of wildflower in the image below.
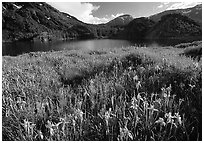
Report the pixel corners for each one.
[174,113,182,125]
[147,104,159,113]
[138,66,145,74]
[166,84,172,96]
[153,99,161,110]
[89,80,96,94]
[149,76,154,81]
[161,87,165,93]
[143,101,149,110]
[155,117,166,126]
[74,108,84,123]
[45,120,54,136]
[36,130,44,140]
[189,84,195,89]
[128,66,133,70]
[155,65,161,71]
[180,82,185,89]
[179,98,184,106]
[193,62,198,69]
[90,79,94,84]
[5,108,10,117]
[16,97,27,110]
[165,112,173,123]
[136,93,143,102]
[119,127,133,140]
[130,96,138,110]
[105,109,111,122]
[104,108,111,134]
[133,75,139,81]
[22,119,35,137]
[161,87,168,98]
[136,81,141,90]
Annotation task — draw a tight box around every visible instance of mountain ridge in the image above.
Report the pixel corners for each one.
[149,4,202,24]
[2,2,202,43]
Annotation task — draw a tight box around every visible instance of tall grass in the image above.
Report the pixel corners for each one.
[2,45,202,140]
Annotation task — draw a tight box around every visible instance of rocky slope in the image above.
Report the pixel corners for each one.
[149,4,202,24]
[2,2,96,42]
[146,13,202,40]
[106,14,134,27]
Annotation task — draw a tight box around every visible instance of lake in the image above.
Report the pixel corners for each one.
[2,38,193,56]
[3,39,141,56]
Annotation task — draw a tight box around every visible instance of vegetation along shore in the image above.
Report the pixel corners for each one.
[2,41,202,141]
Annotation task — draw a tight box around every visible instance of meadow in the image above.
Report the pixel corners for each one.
[2,42,202,141]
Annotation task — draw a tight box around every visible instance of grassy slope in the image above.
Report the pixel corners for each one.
[2,45,202,141]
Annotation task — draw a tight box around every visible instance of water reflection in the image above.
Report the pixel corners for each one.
[2,38,194,56]
[3,39,135,56]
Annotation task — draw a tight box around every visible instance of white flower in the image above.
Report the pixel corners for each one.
[36,130,44,139]
[165,112,173,123]
[174,112,182,125]
[45,120,54,136]
[128,66,133,70]
[155,65,161,71]
[155,117,166,126]
[22,119,35,136]
[136,81,141,90]
[189,84,195,89]
[133,75,139,81]
[130,96,138,110]
[119,127,133,140]
[194,62,198,69]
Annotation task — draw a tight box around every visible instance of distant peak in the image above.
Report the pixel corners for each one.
[195,4,202,7]
[118,14,133,18]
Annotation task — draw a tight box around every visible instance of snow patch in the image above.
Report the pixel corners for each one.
[13,4,22,9]
[45,16,51,20]
[119,17,125,20]
[196,7,201,10]
[39,3,43,6]
[2,5,6,10]
[182,10,191,14]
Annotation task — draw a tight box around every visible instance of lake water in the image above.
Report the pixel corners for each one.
[2,38,193,56]
[2,39,141,56]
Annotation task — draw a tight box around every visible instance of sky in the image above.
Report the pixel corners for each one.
[48,2,202,24]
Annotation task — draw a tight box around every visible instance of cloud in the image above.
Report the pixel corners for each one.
[88,13,124,24]
[48,2,99,24]
[157,4,164,9]
[157,2,201,10]
[166,2,202,10]
[48,2,124,24]
[163,2,170,5]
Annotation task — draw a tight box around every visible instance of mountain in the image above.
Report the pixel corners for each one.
[112,17,155,40]
[146,13,202,40]
[123,17,155,41]
[2,2,202,43]
[2,2,97,42]
[149,4,202,24]
[106,14,134,27]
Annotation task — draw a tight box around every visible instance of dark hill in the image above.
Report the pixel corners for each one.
[112,17,155,41]
[146,13,202,41]
[124,17,155,41]
[2,2,96,42]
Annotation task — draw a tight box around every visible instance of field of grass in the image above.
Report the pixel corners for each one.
[2,44,202,141]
